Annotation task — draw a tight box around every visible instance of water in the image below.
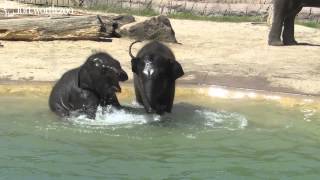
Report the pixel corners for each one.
[1,91,320,179]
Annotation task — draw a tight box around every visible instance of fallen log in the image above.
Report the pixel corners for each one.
[0,15,135,41]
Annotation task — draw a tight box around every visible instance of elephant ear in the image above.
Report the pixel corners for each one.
[118,69,128,82]
[131,58,139,74]
[171,60,184,80]
[78,66,93,90]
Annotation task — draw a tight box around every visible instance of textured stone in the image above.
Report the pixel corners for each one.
[119,15,177,43]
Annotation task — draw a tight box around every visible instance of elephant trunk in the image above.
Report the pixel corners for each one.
[139,78,155,113]
[144,81,155,106]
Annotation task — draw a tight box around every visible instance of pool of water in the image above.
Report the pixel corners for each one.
[1,86,320,179]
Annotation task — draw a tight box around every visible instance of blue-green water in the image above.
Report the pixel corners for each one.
[1,94,320,179]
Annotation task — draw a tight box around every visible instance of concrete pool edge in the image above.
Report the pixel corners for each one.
[2,69,319,97]
[1,80,320,109]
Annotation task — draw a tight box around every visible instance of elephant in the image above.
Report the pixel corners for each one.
[129,40,184,115]
[49,52,128,119]
[268,0,320,46]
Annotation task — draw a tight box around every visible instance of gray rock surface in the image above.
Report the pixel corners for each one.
[119,15,177,43]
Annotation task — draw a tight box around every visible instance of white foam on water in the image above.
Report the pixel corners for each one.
[301,108,316,122]
[195,110,248,130]
[130,100,144,108]
[303,99,314,103]
[263,95,282,101]
[67,105,161,128]
[231,92,246,99]
[208,87,229,98]
[247,92,257,98]
[184,134,197,139]
[207,87,257,99]
[64,102,248,131]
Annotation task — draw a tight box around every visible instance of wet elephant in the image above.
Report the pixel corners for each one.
[49,52,128,119]
[129,41,184,115]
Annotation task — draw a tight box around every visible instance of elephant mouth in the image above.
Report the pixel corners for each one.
[99,85,121,99]
[110,85,121,93]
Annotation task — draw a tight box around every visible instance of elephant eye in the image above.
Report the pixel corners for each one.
[101,65,118,75]
[101,68,107,74]
[91,58,103,67]
[101,67,112,75]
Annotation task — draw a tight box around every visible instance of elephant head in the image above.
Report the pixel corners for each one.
[79,52,128,99]
[129,41,184,114]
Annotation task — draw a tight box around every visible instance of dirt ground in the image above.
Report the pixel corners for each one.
[1,0,320,95]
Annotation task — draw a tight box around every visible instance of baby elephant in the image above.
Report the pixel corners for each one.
[129,41,184,115]
[49,52,128,119]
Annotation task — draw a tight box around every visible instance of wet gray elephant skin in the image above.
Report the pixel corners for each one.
[49,52,128,119]
[268,0,320,46]
[129,41,184,115]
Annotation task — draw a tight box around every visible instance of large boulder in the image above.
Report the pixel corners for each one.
[119,15,177,43]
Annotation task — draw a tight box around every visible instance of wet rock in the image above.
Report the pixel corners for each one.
[119,15,177,43]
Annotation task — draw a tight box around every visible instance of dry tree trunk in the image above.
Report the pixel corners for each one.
[0,15,134,41]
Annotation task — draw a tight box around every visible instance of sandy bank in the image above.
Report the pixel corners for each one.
[0,17,320,96]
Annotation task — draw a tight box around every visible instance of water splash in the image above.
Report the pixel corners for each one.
[67,105,161,128]
[301,108,316,122]
[64,103,248,131]
[195,110,248,130]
